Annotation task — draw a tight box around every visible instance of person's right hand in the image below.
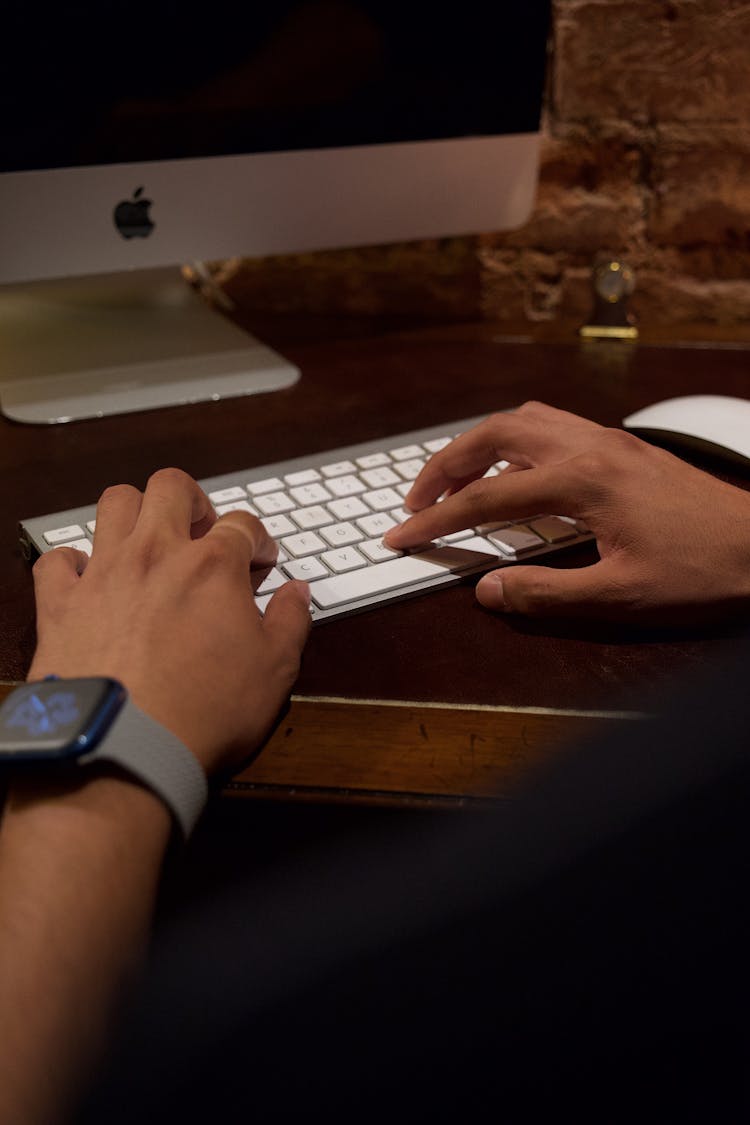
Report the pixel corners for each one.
[27,468,312,774]
[384,401,750,624]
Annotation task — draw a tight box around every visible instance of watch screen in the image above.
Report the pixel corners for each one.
[0,679,124,757]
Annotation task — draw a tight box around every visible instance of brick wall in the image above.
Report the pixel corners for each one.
[217,0,750,330]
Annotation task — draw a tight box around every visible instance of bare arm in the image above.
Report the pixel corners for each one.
[385,401,750,623]
[0,468,311,1124]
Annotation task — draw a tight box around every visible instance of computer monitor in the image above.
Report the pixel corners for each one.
[0,3,550,424]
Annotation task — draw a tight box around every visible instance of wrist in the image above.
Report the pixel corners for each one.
[5,769,172,854]
[1,679,208,840]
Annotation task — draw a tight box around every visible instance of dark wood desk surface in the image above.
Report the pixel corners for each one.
[2,315,749,805]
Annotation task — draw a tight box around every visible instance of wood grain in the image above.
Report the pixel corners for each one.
[227,695,635,808]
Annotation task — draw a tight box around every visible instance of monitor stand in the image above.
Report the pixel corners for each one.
[0,267,300,424]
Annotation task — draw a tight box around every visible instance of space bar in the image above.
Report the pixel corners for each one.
[309,545,497,609]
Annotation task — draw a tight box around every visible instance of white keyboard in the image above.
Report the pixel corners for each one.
[18,416,593,623]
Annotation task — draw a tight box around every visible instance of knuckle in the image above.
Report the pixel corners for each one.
[199,535,235,568]
[97,482,140,511]
[600,426,643,455]
[512,400,546,419]
[217,509,261,534]
[515,400,542,413]
[571,429,645,487]
[147,466,193,492]
[32,549,60,578]
[569,447,611,485]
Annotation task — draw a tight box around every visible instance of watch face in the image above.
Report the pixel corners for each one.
[0,678,125,759]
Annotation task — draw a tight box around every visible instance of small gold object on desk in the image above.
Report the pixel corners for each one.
[580,259,638,340]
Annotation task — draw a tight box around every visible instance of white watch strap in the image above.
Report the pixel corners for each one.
[81,700,208,839]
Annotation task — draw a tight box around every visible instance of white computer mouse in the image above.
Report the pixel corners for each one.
[622,394,750,466]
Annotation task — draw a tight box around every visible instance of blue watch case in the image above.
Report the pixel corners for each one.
[0,677,127,759]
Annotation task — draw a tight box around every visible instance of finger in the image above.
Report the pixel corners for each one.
[386,462,580,551]
[406,416,512,511]
[476,557,633,620]
[261,580,313,668]
[136,468,215,541]
[406,406,604,512]
[205,510,278,571]
[90,484,143,555]
[31,546,86,606]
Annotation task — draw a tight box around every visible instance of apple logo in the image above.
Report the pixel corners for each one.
[113,186,155,239]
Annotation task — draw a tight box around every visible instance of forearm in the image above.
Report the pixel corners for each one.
[0,772,171,1125]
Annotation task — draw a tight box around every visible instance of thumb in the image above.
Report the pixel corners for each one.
[32,545,88,604]
[476,559,632,620]
[261,580,313,665]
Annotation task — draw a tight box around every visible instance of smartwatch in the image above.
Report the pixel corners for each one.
[0,677,207,839]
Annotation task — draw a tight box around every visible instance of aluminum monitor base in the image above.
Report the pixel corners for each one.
[0,267,299,424]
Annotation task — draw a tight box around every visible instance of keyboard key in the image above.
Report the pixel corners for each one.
[320,546,367,573]
[256,567,287,594]
[281,531,327,558]
[423,436,452,453]
[247,476,284,496]
[321,460,357,478]
[215,500,257,517]
[488,525,545,558]
[356,452,391,469]
[43,524,85,544]
[261,514,296,538]
[389,444,424,460]
[319,522,363,547]
[291,505,332,530]
[53,537,92,555]
[360,538,402,563]
[328,496,370,521]
[86,520,97,534]
[363,487,402,511]
[283,556,329,581]
[394,459,425,480]
[327,475,366,498]
[290,483,332,506]
[360,467,400,489]
[475,521,511,535]
[284,469,321,486]
[558,515,590,534]
[356,512,397,537]
[440,529,474,543]
[444,535,502,557]
[209,486,247,505]
[255,594,273,615]
[255,491,295,515]
[310,544,496,608]
[529,516,577,543]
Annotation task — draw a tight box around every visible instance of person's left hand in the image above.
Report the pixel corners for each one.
[27,468,311,774]
[384,402,750,624]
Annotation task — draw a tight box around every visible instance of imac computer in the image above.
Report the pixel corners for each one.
[0,4,550,424]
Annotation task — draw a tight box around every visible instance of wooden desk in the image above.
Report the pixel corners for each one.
[2,315,749,806]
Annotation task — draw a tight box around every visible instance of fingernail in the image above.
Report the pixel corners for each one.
[478,571,511,612]
[295,580,311,605]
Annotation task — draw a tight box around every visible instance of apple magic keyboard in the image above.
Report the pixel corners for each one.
[19,415,593,624]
